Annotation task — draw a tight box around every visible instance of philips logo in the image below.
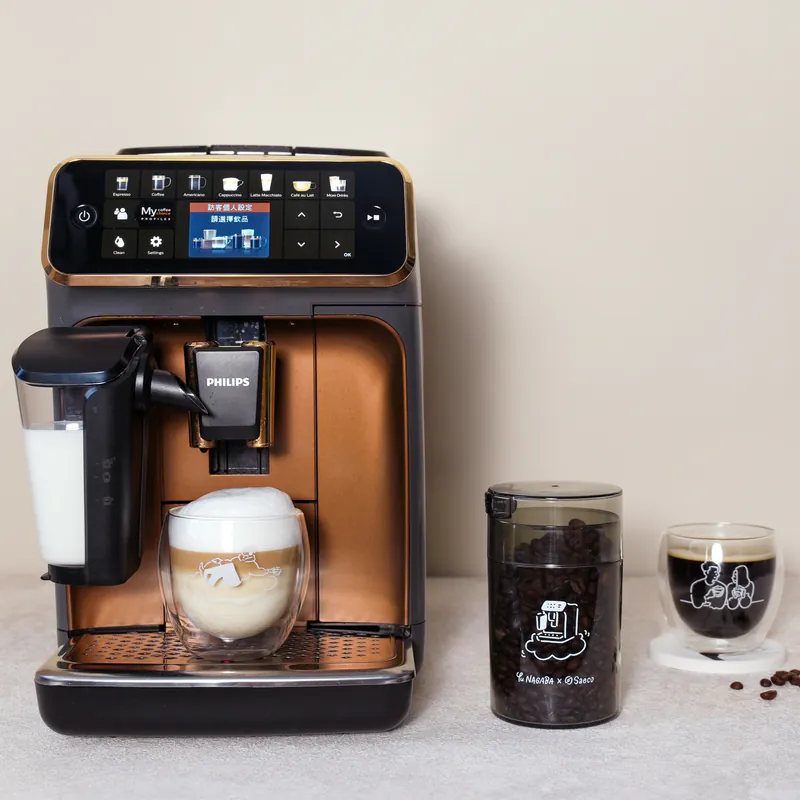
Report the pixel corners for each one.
[206,377,250,387]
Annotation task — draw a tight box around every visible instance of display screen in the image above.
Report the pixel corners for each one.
[188,202,271,258]
[47,159,408,277]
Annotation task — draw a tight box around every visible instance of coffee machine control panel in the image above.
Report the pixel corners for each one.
[45,158,412,282]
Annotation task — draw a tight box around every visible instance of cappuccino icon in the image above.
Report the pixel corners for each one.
[222,177,244,192]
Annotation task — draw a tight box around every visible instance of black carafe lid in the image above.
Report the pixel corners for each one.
[12,326,147,386]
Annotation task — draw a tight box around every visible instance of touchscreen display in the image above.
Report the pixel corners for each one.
[188,202,271,258]
[47,159,408,278]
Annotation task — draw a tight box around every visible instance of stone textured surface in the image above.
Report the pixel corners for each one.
[2,575,800,799]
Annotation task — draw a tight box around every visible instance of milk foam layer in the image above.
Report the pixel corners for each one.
[170,488,301,553]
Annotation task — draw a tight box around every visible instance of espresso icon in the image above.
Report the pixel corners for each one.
[668,554,776,639]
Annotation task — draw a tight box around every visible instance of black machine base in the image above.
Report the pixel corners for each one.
[34,625,419,736]
[36,681,413,736]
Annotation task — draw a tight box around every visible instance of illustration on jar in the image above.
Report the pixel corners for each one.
[523,600,590,661]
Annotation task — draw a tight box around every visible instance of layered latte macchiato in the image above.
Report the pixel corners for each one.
[166,487,306,642]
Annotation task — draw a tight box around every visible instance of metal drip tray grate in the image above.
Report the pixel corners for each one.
[65,628,395,669]
[38,627,414,689]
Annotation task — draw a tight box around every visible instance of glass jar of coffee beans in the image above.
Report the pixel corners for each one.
[486,481,623,728]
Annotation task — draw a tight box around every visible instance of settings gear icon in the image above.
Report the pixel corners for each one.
[149,235,163,248]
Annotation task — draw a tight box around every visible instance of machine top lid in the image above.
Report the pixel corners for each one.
[12,327,147,386]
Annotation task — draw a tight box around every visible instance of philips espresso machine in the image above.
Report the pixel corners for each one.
[12,145,424,735]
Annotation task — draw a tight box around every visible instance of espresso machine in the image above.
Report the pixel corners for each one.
[12,145,424,735]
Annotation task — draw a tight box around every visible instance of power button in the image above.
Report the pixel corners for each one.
[72,204,98,228]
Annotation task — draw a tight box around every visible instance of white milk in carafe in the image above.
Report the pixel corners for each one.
[23,424,86,566]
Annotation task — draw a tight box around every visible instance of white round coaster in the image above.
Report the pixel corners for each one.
[649,632,786,675]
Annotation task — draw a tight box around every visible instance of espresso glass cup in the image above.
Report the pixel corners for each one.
[159,508,309,661]
[657,523,783,654]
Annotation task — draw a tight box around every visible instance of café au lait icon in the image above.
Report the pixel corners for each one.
[522,600,590,661]
[292,180,316,192]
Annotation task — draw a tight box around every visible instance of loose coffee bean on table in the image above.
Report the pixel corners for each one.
[489,520,622,728]
[760,678,773,688]
[730,681,743,690]
[773,677,786,686]
[760,690,778,700]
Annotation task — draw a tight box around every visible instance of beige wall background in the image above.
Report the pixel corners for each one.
[1,0,798,577]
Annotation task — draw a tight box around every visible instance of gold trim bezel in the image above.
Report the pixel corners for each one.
[42,155,416,288]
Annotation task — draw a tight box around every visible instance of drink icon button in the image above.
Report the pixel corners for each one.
[114,236,125,248]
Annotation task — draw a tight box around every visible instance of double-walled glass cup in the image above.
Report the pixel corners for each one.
[159,507,309,661]
[657,523,783,654]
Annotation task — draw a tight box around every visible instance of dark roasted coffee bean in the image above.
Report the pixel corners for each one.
[730,681,743,690]
[776,671,790,680]
[773,677,786,686]
[760,690,778,700]
[789,676,800,687]
[790,669,800,676]
[760,678,773,688]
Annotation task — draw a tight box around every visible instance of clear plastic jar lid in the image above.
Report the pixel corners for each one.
[486,480,623,565]
[487,481,622,501]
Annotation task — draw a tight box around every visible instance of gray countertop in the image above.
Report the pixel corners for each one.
[2,575,800,799]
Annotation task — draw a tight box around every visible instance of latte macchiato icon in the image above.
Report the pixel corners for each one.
[159,487,309,660]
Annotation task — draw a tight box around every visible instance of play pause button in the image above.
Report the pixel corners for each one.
[284,231,319,258]
[363,205,386,229]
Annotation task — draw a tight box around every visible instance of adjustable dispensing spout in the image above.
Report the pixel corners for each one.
[148,369,209,414]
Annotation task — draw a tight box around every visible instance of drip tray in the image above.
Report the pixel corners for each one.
[37,628,415,689]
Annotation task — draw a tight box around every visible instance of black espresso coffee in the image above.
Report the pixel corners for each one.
[667,554,776,639]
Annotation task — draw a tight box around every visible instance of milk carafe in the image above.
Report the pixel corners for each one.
[13,326,206,584]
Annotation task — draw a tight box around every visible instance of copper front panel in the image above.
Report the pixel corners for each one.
[67,316,407,632]
[315,318,408,624]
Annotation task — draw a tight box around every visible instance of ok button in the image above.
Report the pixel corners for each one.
[72,204,98,228]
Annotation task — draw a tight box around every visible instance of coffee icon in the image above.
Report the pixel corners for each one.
[151,174,172,192]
